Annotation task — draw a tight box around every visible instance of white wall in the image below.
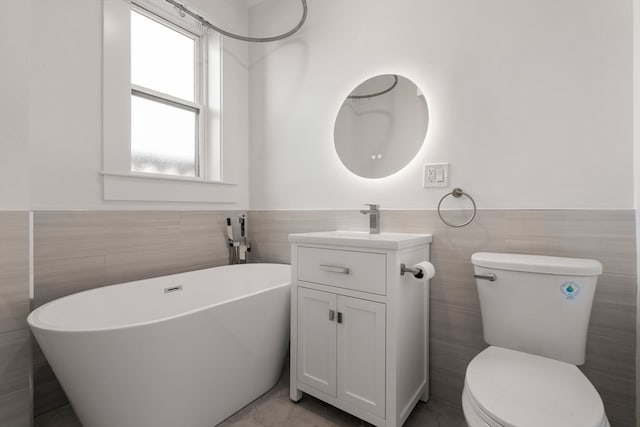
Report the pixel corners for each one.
[0,0,30,210]
[2,0,635,211]
[248,0,634,210]
[24,0,250,210]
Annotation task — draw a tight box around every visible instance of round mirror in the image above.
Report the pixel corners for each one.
[334,74,428,178]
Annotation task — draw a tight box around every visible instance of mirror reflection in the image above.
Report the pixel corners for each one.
[334,74,428,178]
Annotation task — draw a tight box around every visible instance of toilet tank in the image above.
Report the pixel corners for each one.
[471,252,602,365]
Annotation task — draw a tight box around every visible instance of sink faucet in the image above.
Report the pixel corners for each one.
[360,204,380,234]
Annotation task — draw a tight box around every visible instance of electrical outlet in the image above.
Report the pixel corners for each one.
[423,163,449,187]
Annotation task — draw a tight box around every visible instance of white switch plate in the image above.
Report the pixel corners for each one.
[423,163,449,187]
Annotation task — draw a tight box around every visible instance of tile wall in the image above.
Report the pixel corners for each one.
[247,209,637,427]
[17,208,638,426]
[32,210,240,416]
[0,212,31,427]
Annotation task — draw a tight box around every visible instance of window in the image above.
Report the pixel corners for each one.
[102,0,230,203]
[130,6,204,178]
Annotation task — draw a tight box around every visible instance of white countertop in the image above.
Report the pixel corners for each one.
[288,230,432,250]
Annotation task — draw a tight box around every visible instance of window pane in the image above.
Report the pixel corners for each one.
[131,10,195,101]
[131,95,197,177]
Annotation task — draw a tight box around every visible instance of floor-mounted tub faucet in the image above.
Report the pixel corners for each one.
[360,204,380,234]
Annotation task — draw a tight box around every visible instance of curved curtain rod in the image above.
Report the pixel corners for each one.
[164,0,307,43]
[348,75,399,100]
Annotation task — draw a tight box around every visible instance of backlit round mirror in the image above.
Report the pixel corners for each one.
[334,74,428,178]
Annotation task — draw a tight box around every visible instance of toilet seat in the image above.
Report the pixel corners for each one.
[464,346,608,427]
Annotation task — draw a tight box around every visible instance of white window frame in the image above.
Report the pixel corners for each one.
[102,0,235,204]
[130,3,207,178]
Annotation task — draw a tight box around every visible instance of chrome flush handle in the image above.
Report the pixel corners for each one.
[474,273,497,282]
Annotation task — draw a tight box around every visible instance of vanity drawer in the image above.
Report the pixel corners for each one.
[297,246,386,295]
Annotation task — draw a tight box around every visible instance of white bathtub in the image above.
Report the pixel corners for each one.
[28,263,291,427]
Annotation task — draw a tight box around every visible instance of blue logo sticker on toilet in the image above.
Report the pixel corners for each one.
[560,281,581,300]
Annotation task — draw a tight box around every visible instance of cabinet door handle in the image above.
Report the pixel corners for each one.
[320,265,350,275]
[329,310,335,321]
[337,312,343,324]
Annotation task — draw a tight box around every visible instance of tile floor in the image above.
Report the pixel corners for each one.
[35,373,467,427]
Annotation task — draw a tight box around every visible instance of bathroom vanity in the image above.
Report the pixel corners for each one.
[289,231,433,427]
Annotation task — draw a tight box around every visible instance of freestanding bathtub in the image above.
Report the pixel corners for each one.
[28,263,291,427]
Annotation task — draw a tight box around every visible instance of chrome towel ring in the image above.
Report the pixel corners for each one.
[437,188,477,228]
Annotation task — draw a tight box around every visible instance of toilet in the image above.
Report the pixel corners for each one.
[463,252,609,427]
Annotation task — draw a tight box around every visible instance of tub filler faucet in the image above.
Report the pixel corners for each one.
[227,215,251,264]
[360,204,380,234]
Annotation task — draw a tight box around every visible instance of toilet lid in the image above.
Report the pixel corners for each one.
[465,346,606,427]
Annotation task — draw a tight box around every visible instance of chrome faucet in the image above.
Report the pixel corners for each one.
[360,204,380,234]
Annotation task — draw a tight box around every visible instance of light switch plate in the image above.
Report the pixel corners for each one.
[423,163,449,187]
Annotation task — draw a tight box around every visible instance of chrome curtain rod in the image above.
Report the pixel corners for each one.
[164,0,307,43]
[348,75,399,100]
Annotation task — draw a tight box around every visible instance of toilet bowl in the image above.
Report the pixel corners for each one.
[462,347,608,427]
[465,253,608,427]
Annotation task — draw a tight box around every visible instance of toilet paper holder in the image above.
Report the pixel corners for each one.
[400,263,424,279]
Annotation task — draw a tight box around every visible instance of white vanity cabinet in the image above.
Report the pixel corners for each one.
[297,287,387,417]
[289,231,433,427]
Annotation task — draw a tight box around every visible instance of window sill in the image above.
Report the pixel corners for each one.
[102,171,238,203]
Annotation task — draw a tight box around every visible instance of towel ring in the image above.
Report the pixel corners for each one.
[437,188,477,228]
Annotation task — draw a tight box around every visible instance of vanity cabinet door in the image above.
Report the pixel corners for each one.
[297,287,337,396]
[337,296,386,419]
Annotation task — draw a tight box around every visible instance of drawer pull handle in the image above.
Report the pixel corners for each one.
[337,312,343,324]
[164,285,183,293]
[320,265,350,275]
[329,310,335,321]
